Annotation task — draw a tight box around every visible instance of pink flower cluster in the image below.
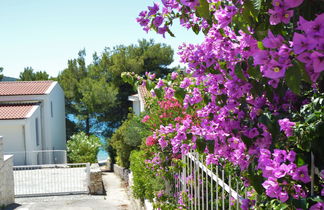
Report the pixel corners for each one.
[259,149,309,202]
[268,0,304,25]
[254,31,291,80]
[136,0,324,207]
[278,118,295,137]
[294,14,324,81]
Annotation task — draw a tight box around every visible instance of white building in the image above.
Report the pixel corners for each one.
[128,86,151,116]
[0,81,66,165]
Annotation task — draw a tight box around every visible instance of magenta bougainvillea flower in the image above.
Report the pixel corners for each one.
[292,165,311,183]
[263,30,284,49]
[293,33,317,54]
[278,118,295,137]
[156,79,165,88]
[310,202,324,210]
[180,77,192,88]
[153,16,164,27]
[180,0,199,9]
[135,0,323,207]
[147,2,160,16]
[311,51,324,73]
[285,0,304,8]
[161,0,179,8]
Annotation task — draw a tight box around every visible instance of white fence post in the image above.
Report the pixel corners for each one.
[64,150,67,164]
[86,162,91,193]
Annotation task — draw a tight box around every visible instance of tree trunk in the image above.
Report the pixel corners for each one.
[85,115,90,135]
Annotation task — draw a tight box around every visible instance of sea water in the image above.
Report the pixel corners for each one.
[97,137,109,161]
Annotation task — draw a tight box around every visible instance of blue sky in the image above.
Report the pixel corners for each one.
[0,0,204,78]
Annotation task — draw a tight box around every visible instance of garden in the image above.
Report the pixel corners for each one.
[111,0,324,209]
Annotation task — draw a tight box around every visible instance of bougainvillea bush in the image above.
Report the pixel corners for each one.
[123,0,324,209]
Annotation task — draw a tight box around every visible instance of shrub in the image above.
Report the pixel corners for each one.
[67,132,101,163]
[130,150,165,202]
[109,113,149,168]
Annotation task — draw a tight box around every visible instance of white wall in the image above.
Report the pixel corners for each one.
[0,82,67,153]
[0,106,42,165]
[133,101,141,116]
[0,136,15,207]
[0,122,25,165]
[48,83,66,151]
[24,106,42,165]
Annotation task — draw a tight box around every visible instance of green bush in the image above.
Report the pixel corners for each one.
[130,150,164,202]
[67,132,101,163]
[109,113,149,168]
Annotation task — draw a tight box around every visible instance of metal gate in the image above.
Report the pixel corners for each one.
[13,163,90,197]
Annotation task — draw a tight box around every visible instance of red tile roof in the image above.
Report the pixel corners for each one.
[138,85,152,106]
[0,104,38,120]
[0,81,54,96]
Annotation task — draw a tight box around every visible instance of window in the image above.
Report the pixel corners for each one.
[50,101,53,118]
[35,118,39,146]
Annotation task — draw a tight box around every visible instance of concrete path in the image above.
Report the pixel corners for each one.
[102,172,132,210]
[5,172,133,210]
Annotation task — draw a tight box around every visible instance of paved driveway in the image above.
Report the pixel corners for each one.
[5,172,133,210]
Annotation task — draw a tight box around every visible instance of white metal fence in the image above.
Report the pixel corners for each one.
[4,150,67,166]
[173,152,245,210]
[13,163,90,197]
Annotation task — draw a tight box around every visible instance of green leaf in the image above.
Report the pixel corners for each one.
[196,0,210,21]
[297,61,311,84]
[285,63,302,95]
[192,24,200,35]
[174,87,186,102]
[296,156,305,166]
[257,41,265,50]
[235,63,247,81]
[241,135,253,148]
[247,66,262,80]
[292,198,307,209]
[247,164,264,194]
[154,88,163,99]
[242,0,262,24]
[196,138,207,153]
[207,140,215,153]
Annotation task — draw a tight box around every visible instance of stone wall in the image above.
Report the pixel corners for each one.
[88,163,105,195]
[0,136,15,207]
[113,164,130,184]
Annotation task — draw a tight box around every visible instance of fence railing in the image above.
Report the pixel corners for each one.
[13,163,90,197]
[4,150,67,166]
[173,152,245,210]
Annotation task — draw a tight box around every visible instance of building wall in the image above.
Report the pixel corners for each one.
[48,84,66,151]
[133,101,141,116]
[0,106,41,165]
[24,106,42,165]
[0,121,25,165]
[0,137,15,207]
[0,82,66,164]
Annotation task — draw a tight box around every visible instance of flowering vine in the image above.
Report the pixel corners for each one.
[123,0,324,209]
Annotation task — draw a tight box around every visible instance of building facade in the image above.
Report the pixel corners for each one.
[0,81,66,165]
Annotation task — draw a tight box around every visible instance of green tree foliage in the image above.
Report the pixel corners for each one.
[58,39,174,138]
[0,67,3,81]
[67,132,101,163]
[19,67,49,81]
[58,50,119,134]
[110,113,149,168]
